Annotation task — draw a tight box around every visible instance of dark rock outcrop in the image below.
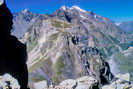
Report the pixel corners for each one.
[0,1,28,89]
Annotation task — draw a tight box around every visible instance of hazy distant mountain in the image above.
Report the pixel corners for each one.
[12,9,48,38]
[11,6,133,86]
[118,21,133,33]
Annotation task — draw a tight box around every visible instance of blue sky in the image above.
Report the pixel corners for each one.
[6,0,133,22]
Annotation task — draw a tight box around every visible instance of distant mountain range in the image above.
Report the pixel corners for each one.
[11,6,133,87]
[115,21,133,34]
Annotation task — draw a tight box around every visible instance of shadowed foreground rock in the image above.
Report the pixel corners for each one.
[0,0,28,89]
[0,74,20,89]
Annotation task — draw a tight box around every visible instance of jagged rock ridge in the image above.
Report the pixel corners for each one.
[11,6,133,88]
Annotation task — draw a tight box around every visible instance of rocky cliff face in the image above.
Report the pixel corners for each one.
[108,47,133,82]
[11,6,133,89]
[26,19,113,86]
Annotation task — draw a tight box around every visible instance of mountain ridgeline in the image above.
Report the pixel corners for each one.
[12,6,133,88]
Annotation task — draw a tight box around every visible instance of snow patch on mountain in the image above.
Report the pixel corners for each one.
[115,22,122,26]
[80,14,86,19]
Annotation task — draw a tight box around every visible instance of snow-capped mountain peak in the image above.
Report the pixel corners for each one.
[60,6,68,10]
[21,9,30,13]
[60,5,87,13]
[70,6,87,12]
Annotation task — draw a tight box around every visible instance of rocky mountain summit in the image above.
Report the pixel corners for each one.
[11,6,133,89]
